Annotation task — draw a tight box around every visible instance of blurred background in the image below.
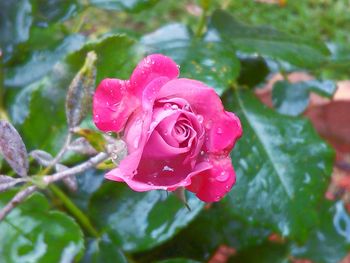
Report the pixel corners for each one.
[1,0,350,263]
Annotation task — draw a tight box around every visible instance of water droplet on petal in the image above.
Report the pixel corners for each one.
[177,64,181,69]
[205,120,213,129]
[197,115,204,124]
[216,171,229,182]
[215,195,221,201]
[184,104,190,111]
[162,165,174,172]
[200,150,205,156]
[171,104,179,110]
[216,127,223,134]
[147,181,154,185]
[94,114,100,123]
[163,103,171,109]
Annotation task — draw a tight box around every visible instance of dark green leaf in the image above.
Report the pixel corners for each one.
[135,203,270,262]
[0,190,84,263]
[0,0,32,60]
[89,0,159,12]
[224,89,334,241]
[5,34,86,87]
[229,242,290,263]
[272,80,337,116]
[89,183,204,252]
[81,235,127,263]
[290,201,350,263]
[0,120,28,177]
[237,55,269,88]
[155,259,201,263]
[211,10,329,69]
[141,23,240,95]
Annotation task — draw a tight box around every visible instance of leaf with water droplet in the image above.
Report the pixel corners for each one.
[0,120,29,177]
[224,90,334,241]
[0,190,84,262]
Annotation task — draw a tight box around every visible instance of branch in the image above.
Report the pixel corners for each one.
[0,152,109,221]
[0,185,37,221]
[43,152,108,185]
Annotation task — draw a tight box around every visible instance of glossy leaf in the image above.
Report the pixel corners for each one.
[0,191,84,263]
[0,120,28,177]
[272,80,337,116]
[89,182,204,252]
[290,201,350,263]
[5,34,86,87]
[0,0,32,61]
[211,10,330,69]
[81,235,127,263]
[135,203,270,262]
[89,0,159,12]
[224,90,334,241]
[141,23,240,95]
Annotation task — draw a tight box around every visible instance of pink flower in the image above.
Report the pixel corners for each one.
[93,54,242,202]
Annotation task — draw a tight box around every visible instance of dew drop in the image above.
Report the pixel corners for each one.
[163,103,171,109]
[171,104,179,110]
[94,114,100,123]
[215,195,221,201]
[216,171,229,182]
[205,120,213,129]
[177,64,181,69]
[147,181,154,185]
[200,150,205,156]
[197,115,204,124]
[216,127,223,134]
[184,104,190,111]
[162,165,174,172]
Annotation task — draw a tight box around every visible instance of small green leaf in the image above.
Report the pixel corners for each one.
[224,89,334,241]
[141,23,240,95]
[0,190,84,263]
[272,80,337,116]
[89,183,204,252]
[211,10,330,69]
[73,128,106,152]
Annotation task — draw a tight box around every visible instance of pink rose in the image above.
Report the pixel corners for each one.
[93,54,242,202]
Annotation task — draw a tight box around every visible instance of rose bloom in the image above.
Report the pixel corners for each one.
[93,54,242,202]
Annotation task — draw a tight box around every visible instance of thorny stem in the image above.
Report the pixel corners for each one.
[50,184,100,238]
[0,152,109,221]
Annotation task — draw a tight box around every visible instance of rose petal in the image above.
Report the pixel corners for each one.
[186,156,236,202]
[130,54,179,96]
[157,78,242,153]
[93,78,137,132]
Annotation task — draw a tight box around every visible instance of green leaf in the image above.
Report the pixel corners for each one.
[224,89,334,241]
[155,259,201,263]
[8,34,136,153]
[5,34,86,87]
[30,0,79,25]
[137,202,270,262]
[0,0,32,61]
[272,80,337,116]
[81,235,127,263]
[229,242,289,263]
[0,190,84,263]
[89,0,159,12]
[141,23,240,95]
[237,55,269,88]
[211,10,330,69]
[89,182,204,252]
[290,200,350,263]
